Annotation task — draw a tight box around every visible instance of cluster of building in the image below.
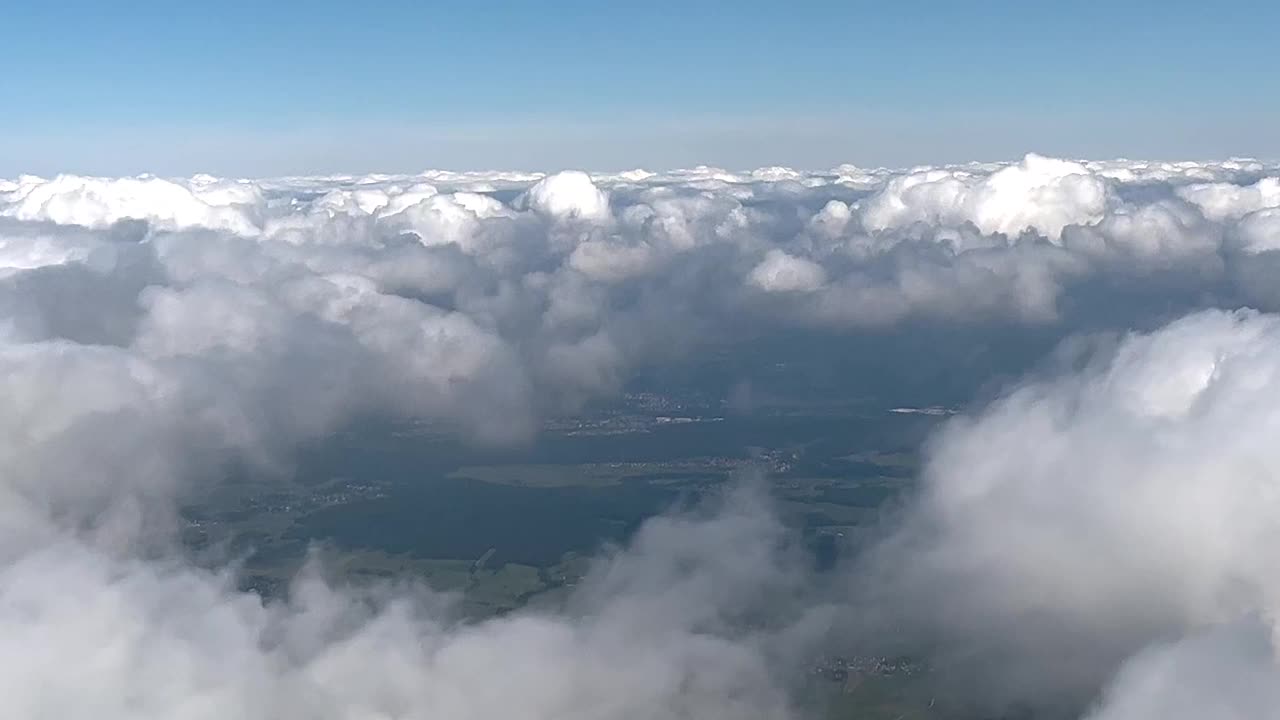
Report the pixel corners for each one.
[811,655,925,684]
[622,392,712,413]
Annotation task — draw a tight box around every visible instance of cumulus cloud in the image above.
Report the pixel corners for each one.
[522,171,612,222]
[1,156,1280,718]
[0,156,1275,521]
[0,479,825,720]
[5,154,1277,342]
[0,156,1276,486]
[1084,620,1280,720]
[1178,176,1280,221]
[749,249,827,292]
[849,308,1280,715]
[860,154,1109,241]
[0,174,262,234]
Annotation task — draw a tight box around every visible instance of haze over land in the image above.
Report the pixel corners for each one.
[4,155,1280,718]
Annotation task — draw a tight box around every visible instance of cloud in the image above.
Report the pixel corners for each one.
[0,156,1279,718]
[1233,207,1280,254]
[1085,620,1280,720]
[860,154,1109,241]
[749,249,827,293]
[4,154,1276,341]
[1178,176,1280,221]
[0,156,1274,525]
[522,171,612,222]
[851,308,1280,713]
[0,157,1274,473]
[0,479,822,720]
[0,174,261,235]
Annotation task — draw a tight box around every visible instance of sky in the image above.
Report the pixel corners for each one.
[4,0,1279,176]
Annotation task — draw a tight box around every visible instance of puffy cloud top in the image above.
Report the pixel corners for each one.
[1178,176,1280,221]
[0,174,261,234]
[523,171,611,221]
[749,250,827,292]
[0,155,1276,345]
[861,154,1109,240]
[858,308,1280,714]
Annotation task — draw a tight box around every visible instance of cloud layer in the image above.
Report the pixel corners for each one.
[3,155,1280,718]
[855,308,1280,716]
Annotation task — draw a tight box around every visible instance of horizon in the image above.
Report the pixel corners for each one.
[7,151,1278,181]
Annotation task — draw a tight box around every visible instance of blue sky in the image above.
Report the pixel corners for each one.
[4,0,1278,175]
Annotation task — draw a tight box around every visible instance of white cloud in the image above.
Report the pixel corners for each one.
[0,156,1279,718]
[749,249,827,293]
[1235,208,1280,254]
[522,171,611,222]
[860,154,1110,241]
[1085,621,1280,720]
[1178,176,1280,221]
[855,308,1280,712]
[568,239,656,282]
[0,174,261,235]
[0,481,813,720]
